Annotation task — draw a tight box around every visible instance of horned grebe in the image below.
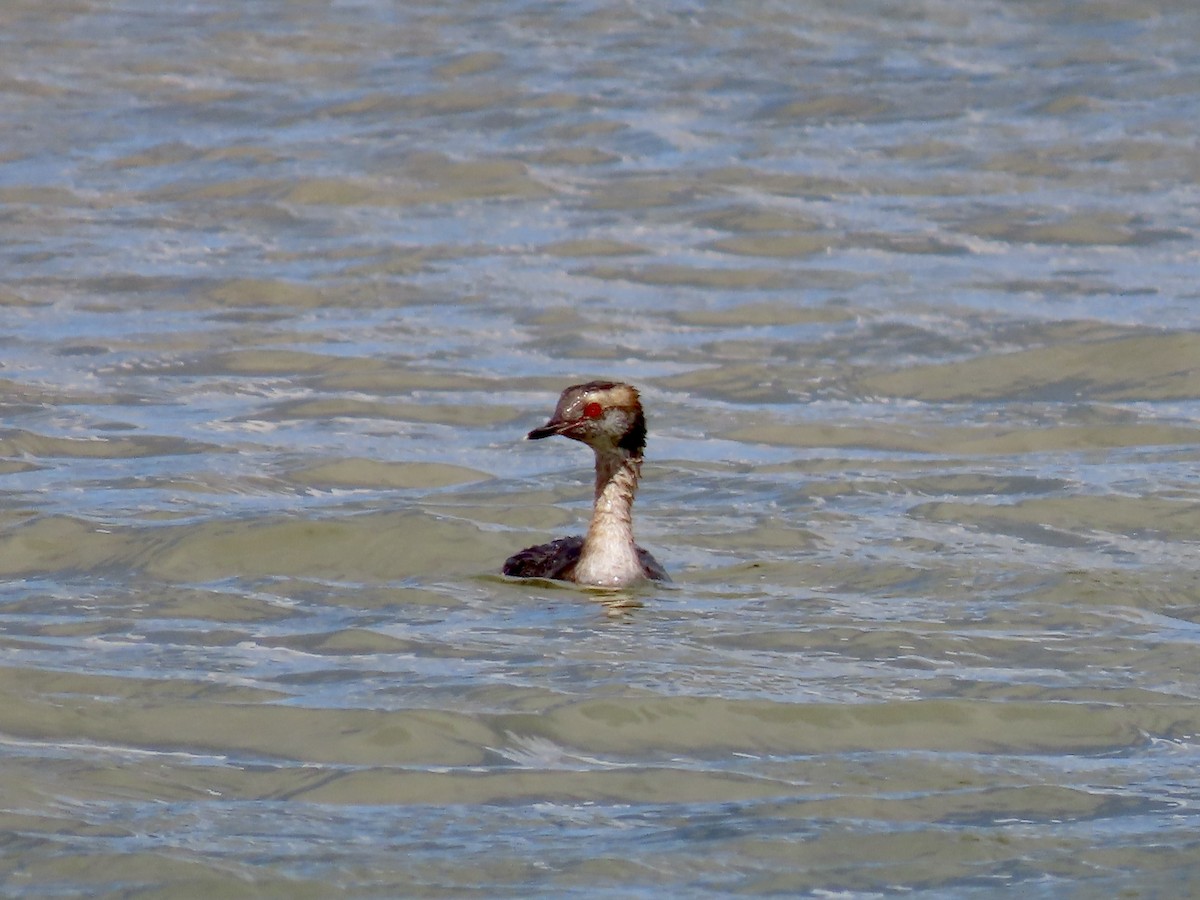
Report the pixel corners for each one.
[503,381,668,587]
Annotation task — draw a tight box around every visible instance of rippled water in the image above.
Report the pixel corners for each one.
[3,0,1200,895]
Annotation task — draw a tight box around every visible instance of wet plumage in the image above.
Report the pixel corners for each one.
[503,381,667,587]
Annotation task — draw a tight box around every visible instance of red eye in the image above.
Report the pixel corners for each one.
[583,401,603,419]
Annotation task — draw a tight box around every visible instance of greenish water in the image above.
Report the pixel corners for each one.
[2,0,1199,896]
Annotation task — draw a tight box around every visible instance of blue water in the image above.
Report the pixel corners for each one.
[3,0,1200,896]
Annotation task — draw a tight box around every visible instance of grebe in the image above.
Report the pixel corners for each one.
[503,381,668,587]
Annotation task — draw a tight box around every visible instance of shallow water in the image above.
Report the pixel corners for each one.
[3,0,1200,896]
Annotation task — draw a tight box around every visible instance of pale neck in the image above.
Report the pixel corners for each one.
[593,446,637,501]
[576,447,643,584]
[589,447,640,523]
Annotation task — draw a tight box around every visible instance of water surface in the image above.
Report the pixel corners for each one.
[2,0,1200,896]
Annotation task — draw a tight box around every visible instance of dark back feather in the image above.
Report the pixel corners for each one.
[503,534,668,583]
[502,535,584,580]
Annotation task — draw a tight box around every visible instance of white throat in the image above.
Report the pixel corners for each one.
[574,448,644,587]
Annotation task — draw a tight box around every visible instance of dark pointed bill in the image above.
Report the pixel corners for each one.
[526,419,569,440]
